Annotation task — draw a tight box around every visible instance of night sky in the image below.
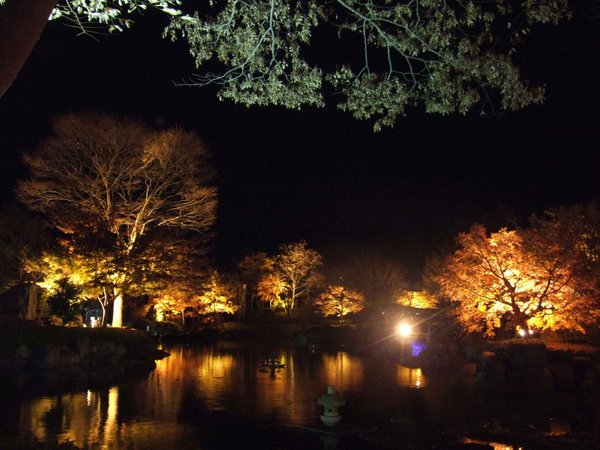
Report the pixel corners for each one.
[0,9,598,281]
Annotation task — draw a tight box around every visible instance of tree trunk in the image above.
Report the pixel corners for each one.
[0,0,58,97]
[111,289,123,328]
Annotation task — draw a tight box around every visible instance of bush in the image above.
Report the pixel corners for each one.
[47,278,82,324]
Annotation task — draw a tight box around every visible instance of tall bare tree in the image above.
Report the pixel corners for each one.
[238,251,274,314]
[339,251,409,306]
[274,241,322,316]
[18,113,217,327]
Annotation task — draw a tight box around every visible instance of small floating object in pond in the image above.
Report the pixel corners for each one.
[258,357,285,372]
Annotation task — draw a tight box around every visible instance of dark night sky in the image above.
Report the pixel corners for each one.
[0,9,598,280]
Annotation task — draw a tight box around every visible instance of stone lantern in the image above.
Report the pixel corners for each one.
[318,385,345,427]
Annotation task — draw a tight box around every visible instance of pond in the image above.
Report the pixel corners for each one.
[1,342,598,449]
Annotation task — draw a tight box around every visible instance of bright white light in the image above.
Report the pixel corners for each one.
[517,329,526,337]
[396,322,413,338]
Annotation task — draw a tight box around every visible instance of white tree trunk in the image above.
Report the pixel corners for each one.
[111,290,123,328]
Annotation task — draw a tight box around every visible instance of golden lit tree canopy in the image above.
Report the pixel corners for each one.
[274,241,322,315]
[396,290,439,309]
[438,223,600,337]
[197,271,238,315]
[253,241,322,315]
[257,272,287,311]
[17,113,216,327]
[313,285,365,317]
[238,251,275,306]
[18,114,216,248]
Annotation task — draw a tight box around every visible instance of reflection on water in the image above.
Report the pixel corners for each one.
[2,343,599,449]
[396,366,426,389]
[321,352,364,392]
[18,388,122,448]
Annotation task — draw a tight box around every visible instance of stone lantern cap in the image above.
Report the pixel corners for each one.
[318,385,346,411]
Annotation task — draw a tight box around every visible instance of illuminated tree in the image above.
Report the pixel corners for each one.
[421,248,451,298]
[257,271,287,310]
[17,113,216,327]
[150,236,210,324]
[274,241,322,316]
[438,224,600,337]
[197,271,238,316]
[0,203,51,290]
[313,285,365,318]
[528,203,600,309]
[46,277,83,325]
[1,1,573,128]
[340,251,408,305]
[238,252,275,313]
[153,289,196,324]
[396,290,439,309]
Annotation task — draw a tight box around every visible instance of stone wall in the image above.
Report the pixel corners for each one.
[477,340,599,394]
[0,283,38,320]
[0,324,167,370]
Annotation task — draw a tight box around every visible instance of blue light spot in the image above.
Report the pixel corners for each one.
[411,341,427,357]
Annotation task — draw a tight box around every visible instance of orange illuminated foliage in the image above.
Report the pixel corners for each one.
[275,241,322,315]
[197,271,238,315]
[438,224,600,337]
[238,252,275,312]
[153,289,197,324]
[17,114,216,327]
[257,272,287,310]
[313,285,365,318]
[396,290,439,309]
[255,241,322,316]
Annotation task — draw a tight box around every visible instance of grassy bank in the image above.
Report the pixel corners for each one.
[0,320,155,354]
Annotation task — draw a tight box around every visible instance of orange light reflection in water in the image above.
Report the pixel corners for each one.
[320,352,364,392]
[396,365,427,389]
[21,388,121,448]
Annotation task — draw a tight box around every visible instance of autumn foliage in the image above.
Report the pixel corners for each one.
[438,222,600,337]
[396,290,439,309]
[313,285,365,318]
[256,241,322,316]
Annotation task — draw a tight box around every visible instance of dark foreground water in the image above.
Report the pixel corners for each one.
[1,342,599,449]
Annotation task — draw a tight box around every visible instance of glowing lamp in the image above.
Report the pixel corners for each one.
[396,322,413,338]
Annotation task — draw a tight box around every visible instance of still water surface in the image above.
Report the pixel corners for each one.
[2,342,598,449]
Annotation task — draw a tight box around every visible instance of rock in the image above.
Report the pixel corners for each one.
[580,368,599,391]
[30,344,62,368]
[15,344,31,359]
[547,349,573,365]
[478,352,506,393]
[549,364,576,390]
[90,340,124,364]
[0,284,39,320]
[74,336,91,359]
[571,356,593,387]
[0,356,26,368]
[505,366,552,393]
[504,341,547,368]
[59,350,81,366]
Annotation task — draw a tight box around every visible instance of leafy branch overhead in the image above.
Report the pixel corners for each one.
[40,1,571,129]
[164,0,571,130]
